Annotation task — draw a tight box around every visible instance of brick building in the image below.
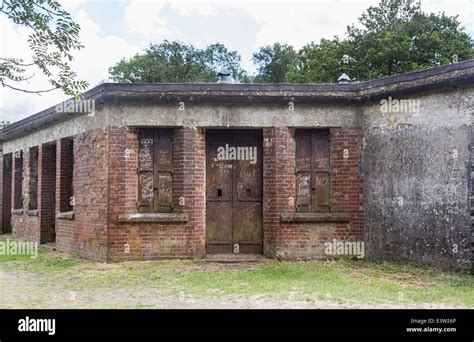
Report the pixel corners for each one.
[0,61,473,268]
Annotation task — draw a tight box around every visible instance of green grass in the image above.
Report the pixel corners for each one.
[164,260,474,306]
[0,234,473,307]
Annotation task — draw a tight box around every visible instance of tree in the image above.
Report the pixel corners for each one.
[282,0,474,83]
[0,0,87,96]
[252,43,297,83]
[286,38,350,83]
[344,0,473,80]
[109,40,250,83]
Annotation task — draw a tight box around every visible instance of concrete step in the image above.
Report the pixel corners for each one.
[204,253,264,263]
[39,242,56,251]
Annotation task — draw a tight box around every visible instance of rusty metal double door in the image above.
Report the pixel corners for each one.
[206,129,263,254]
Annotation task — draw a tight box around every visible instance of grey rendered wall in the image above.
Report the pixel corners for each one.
[1,103,358,153]
[361,88,473,269]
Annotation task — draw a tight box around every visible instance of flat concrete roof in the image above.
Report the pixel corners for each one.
[1,59,473,142]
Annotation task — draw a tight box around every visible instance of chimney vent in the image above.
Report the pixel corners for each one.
[337,73,351,84]
[217,68,233,84]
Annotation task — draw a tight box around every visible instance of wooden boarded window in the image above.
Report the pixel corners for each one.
[138,128,173,213]
[13,151,23,209]
[295,129,330,213]
[59,138,74,212]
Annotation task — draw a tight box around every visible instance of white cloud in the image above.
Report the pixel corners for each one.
[121,0,473,71]
[60,0,86,12]
[72,9,140,84]
[423,0,474,36]
[169,1,220,16]
[121,0,381,49]
[124,0,178,37]
[226,1,379,48]
[0,15,64,123]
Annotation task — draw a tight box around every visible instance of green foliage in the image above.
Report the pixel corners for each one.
[109,40,250,83]
[286,38,350,83]
[287,0,474,83]
[252,43,297,83]
[0,0,87,96]
[344,0,473,80]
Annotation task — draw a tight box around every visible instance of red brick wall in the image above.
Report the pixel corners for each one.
[106,126,205,262]
[262,127,363,259]
[11,149,41,242]
[2,124,363,262]
[182,128,206,258]
[0,153,12,233]
[263,127,294,257]
[10,145,58,243]
[80,125,362,261]
[12,151,23,210]
[55,129,108,261]
[330,128,364,240]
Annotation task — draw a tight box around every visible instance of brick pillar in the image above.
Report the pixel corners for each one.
[108,127,138,220]
[56,130,108,261]
[263,127,296,257]
[179,127,206,258]
[107,126,138,259]
[330,128,364,240]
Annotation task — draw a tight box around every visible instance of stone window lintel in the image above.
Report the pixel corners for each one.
[118,213,189,223]
[280,212,351,223]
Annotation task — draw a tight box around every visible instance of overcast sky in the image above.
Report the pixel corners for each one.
[1,0,473,123]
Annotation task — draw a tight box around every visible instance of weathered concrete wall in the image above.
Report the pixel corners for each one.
[470,126,474,265]
[1,103,358,153]
[361,88,473,269]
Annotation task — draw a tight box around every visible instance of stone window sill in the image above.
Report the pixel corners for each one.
[11,209,23,215]
[26,209,39,216]
[280,212,351,223]
[118,213,189,223]
[57,211,74,220]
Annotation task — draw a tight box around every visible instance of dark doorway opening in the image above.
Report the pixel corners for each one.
[1,153,12,233]
[40,143,57,243]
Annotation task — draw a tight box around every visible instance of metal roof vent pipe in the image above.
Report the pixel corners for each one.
[217,68,233,84]
[337,73,351,84]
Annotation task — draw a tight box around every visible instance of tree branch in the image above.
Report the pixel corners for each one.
[0,57,35,67]
[1,79,58,94]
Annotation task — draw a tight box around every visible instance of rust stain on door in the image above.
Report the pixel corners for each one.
[206,129,263,254]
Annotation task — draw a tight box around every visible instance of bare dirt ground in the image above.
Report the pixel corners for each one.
[1,237,471,309]
[0,266,469,309]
